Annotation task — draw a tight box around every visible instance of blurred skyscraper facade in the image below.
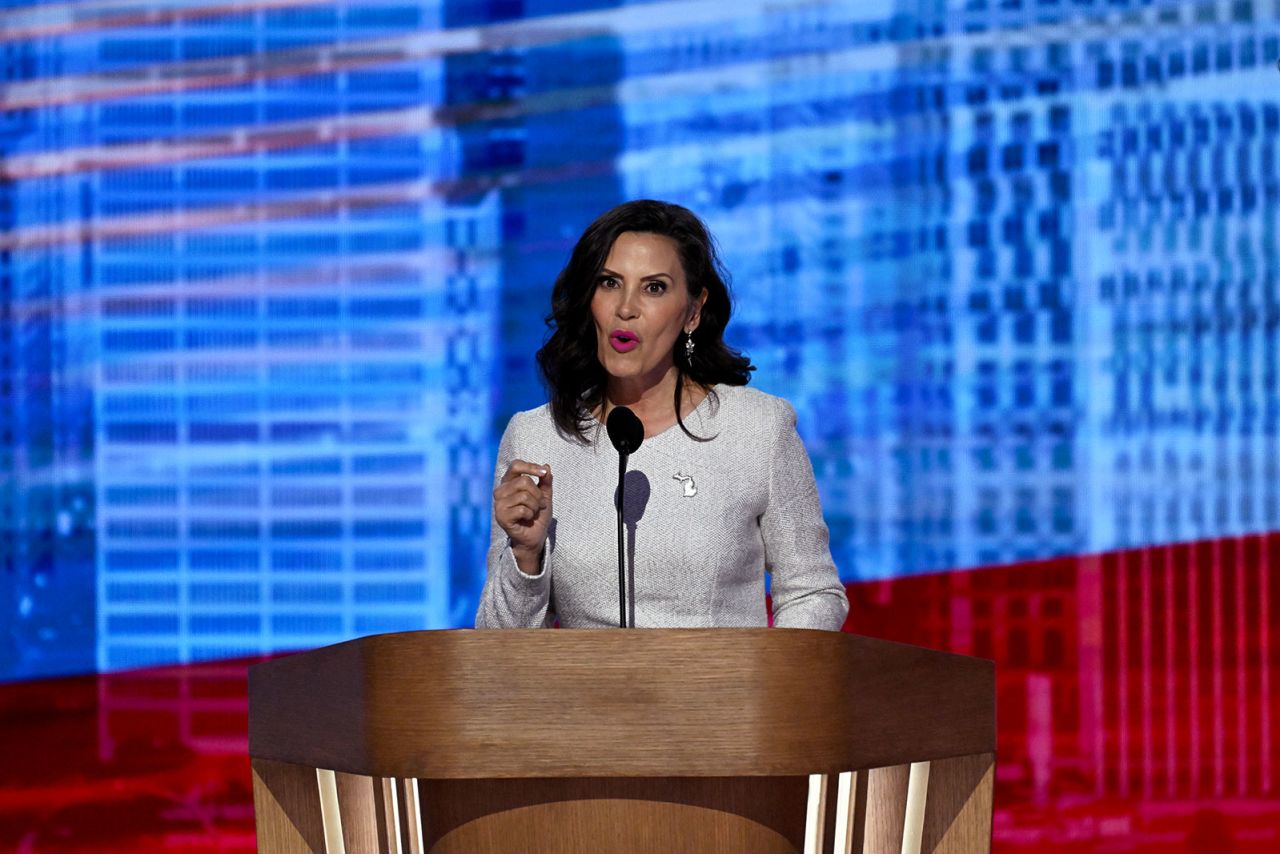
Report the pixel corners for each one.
[1,14,97,680]
[617,0,1280,582]
[0,0,1277,682]
[88,4,508,671]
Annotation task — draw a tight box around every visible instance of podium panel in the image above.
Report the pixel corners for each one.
[249,629,995,853]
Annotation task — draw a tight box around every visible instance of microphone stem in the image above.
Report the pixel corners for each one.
[617,451,627,629]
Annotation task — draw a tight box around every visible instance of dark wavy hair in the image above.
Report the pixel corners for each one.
[537,199,754,443]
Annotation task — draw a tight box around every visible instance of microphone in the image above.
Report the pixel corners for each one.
[606,405,643,454]
[606,406,643,628]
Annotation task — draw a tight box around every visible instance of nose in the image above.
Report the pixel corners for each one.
[615,285,640,319]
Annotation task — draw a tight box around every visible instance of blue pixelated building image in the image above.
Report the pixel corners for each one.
[0,0,1276,680]
[1,17,97,680]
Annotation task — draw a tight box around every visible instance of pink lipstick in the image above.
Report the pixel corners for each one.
[609,329,639,353]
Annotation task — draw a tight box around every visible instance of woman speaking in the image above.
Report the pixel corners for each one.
[476,200,849,630]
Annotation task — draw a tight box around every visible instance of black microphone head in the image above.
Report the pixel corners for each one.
[606,406,644,455]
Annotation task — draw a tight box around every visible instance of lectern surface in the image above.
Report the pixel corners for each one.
[249,629,996,853]
[250,628,994,779]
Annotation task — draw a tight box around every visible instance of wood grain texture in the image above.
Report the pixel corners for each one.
[334,772,383,854]
[378,778,399,854]
[252,758,325,854]
[847,770,869,854]
[919,753,995,854]
[249,629,995,779]
[429,798,800,854]
[819,772,840,854]
[415,776,808,851]
[860,763,910,854]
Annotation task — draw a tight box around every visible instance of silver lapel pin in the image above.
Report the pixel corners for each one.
[673,472,697,498]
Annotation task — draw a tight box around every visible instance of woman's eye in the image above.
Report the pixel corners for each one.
[644,281,667,294]
[598,276,619,288]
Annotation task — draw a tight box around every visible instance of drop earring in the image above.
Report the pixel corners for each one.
[684,331,695,362]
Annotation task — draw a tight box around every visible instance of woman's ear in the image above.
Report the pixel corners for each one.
[686,288,709,333]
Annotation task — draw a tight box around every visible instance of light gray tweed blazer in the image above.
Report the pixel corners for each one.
[475,384,849,631]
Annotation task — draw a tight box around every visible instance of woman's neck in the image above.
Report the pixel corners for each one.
[602,368,707,438]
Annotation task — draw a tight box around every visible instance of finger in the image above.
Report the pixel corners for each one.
[496,479,546,507]
[497,505,526,527]
[537,465,553,499]
[509,504,544,524]
[501,460,549,484]
[502,494,542,520]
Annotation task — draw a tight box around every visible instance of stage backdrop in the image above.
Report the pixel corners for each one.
[1,0,1278,850]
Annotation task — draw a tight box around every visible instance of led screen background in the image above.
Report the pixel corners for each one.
[3,0,1277,680]
[1,1,1279,850]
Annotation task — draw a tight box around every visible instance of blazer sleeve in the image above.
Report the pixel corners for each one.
[760,398,850,631]
[474,412,557,629]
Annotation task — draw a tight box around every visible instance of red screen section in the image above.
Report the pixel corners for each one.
[2,533,1278,851]
[843,533,1280,852]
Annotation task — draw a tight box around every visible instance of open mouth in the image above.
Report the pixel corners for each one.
[609,330,639,352]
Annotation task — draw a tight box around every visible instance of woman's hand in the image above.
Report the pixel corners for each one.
[493,461,553,575]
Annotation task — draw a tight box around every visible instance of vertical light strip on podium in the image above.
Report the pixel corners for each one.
[803,772,829,853]
[901,761,931,854]
[316,769,344,854]
[807,763,935,854]
[399,778,425,854]
[831,770,856,854]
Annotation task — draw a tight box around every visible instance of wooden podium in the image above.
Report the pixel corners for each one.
[249,629,995,853]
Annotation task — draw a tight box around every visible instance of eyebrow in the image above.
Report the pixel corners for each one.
[598,267,674,282]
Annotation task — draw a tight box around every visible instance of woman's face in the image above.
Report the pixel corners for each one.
[590,231,705,393]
